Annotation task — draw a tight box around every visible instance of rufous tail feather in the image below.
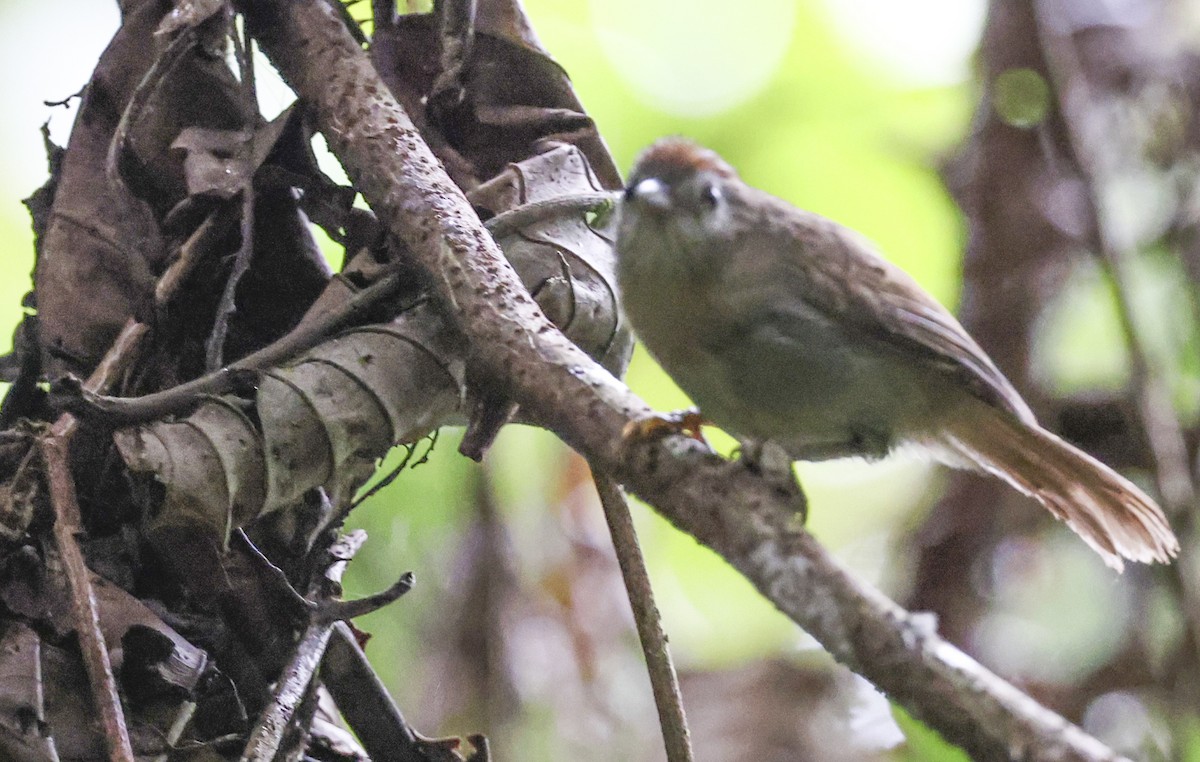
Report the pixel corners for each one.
[931,399,1178,571]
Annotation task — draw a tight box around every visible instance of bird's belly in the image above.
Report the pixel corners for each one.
[655,309,936,460]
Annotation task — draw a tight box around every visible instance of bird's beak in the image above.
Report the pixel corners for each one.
[624,177,671,212]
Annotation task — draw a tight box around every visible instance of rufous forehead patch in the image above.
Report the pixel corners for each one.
[632,137,738,182]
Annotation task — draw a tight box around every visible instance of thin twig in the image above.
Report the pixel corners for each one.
[58,271,404,424]
[42,437,135,762]
[482,192,617,240]
[105,26,200,187]
[593,472,693,762]
[313,571,413,622]
[430,0,477,108]
[205,184,256,371]
[40,319,149,762]
[206,22,258,371]
[349,440,419,511]
[155,210,232,309]
[239,619,335,761]
[236,527,413,622]
[321,623,430,762]
[234,529,316,614]
[240,525,420,760]
[240,529,373,761]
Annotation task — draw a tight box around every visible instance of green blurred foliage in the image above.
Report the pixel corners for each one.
[892,707,971,762]
[1183,718,1200,762]
[1035,250,1200,420]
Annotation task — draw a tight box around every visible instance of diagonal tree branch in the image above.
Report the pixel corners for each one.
[240,0,1132,758]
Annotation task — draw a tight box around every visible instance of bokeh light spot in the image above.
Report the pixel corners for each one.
[820,0,986,86]
[588,0,796,117]
[993,67,1051,128]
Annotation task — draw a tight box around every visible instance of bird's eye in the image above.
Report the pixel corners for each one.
[699,182,721,209]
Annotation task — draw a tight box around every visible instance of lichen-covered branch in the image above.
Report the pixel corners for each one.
[241,0,1130,758]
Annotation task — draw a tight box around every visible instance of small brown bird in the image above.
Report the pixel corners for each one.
[615,137,1178,570]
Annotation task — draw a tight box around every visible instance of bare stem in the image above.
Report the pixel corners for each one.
[60,272,403,424]
[41,319,149,762]
[593,472,693,762]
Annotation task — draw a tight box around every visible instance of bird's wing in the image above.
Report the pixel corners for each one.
[726,197,1035,423]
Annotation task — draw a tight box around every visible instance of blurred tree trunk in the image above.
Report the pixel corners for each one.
[914,0,1200,733]
[914,0,1077,648]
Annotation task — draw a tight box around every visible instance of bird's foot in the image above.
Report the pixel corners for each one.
[622,408,709,446]
[736,439,807,523]
[736,439,794,476]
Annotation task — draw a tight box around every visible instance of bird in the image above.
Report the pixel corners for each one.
[614,136,1178,571]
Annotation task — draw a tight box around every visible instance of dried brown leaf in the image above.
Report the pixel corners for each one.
[115,303,464,542]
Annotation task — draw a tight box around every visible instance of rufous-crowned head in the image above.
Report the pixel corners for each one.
[622,137,741,245]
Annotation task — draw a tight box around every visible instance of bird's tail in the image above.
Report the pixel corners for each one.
[929,399,1179,571]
